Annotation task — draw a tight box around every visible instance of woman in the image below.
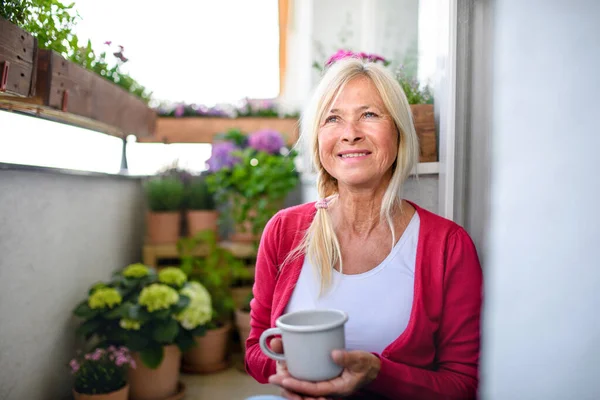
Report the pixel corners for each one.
[245,55,483,400]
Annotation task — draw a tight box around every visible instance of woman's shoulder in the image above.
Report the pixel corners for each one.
[409,201,470,239]
[271,202,317,226]
[262,202,317,241]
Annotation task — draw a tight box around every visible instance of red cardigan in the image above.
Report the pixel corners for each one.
[245,201,483,400]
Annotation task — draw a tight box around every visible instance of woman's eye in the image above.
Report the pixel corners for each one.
[363,111,378,118]
[325,115,339,123]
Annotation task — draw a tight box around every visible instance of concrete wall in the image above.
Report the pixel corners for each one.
[0,165,145,400]
[479,0,600,398]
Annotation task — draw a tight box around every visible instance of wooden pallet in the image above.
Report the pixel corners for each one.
[142,241,256,268]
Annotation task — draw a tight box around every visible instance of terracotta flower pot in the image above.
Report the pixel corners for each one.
[182,322,232,374]
[147,212,181,244]
[128,345,181,400]
[231,286,253,310]
[73,384,129,400]
[235,309,251,351]
[186,210,218,237]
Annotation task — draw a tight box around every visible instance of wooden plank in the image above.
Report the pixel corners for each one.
[139,117,299,145]
[0,97,123,137]
[142,241,256,267]
[0,17,37,97]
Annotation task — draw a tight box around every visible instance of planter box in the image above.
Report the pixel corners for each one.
[141,117,299,145]
[0,17,37,97]
[411,104,437,163]
[28,49,156,137]
[144,107,437,162]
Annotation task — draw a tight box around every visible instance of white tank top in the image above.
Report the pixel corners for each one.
[285,213,419,354]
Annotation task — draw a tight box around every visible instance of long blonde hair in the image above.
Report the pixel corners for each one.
[289,57,419,292]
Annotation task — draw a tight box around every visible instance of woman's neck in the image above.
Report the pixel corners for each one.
[332,185,396,237]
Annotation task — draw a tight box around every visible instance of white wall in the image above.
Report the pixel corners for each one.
[0,167,145,400]
[282,0,419,110]
[480,1,600,398]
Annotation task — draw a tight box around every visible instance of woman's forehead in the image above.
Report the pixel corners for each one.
[328,77,385,111]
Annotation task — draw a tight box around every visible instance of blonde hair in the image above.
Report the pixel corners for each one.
[289,57,419,292]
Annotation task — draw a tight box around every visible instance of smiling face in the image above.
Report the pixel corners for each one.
[318,75,399,191]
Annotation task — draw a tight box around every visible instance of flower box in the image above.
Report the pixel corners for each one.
[0,17,37,97]
[139,117,299,145]
[28,49,156,137]
[411,104,437,162]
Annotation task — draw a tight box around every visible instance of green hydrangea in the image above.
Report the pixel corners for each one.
[138,283,179,312]
[158,267,187,287]
[119,318,142,330]
[123,263,150,278]
[175,282,213,330]
[88,287,122,309]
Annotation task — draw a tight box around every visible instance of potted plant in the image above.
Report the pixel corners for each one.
[184,174,218,237]
[144,176,185,244]
[73,264,212,400]
[178,230,252,373]
[205,128,299,245]
[234,292,253,352]
[70,346,135,400]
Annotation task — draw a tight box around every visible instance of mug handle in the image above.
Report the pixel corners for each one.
[259,327,286,362]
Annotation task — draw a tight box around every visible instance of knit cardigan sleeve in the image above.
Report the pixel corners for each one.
[244,213,283,383]
[366,227,483,399]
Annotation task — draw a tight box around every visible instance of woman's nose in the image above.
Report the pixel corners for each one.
[341,122,364,143]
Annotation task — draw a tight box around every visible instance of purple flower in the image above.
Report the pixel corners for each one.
[248,129,285,154]
[206,142,242,172]
[174,104,185,118]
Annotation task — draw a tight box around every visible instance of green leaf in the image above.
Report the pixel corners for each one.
[140,346,164,369]
[76,319,101,338]
[153,309,172,320]
[177,330,197,352]
[125,332,149,352]
[190,325,207,337]
[153,319,180,343]
[172,294,190,313]
[73,301,97,318]
[104,303,127,319]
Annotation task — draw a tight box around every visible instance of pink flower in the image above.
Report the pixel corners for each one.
[325,50,389,68]
[115,355,127,366]
[69,359,80,373]
[174,104,185,117]
[325,49,358,67]
[104,41,112,46]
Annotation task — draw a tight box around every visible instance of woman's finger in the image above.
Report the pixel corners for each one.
[281,388,304,400]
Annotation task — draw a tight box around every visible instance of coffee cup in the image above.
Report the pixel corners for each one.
[259,309,348,382]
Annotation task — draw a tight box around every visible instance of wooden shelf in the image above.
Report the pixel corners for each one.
[143,241,256,268]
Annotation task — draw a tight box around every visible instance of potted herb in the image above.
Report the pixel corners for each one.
[73,264,212,400]
[144,176,185,244]
[178,230,252,373]
[184,174,218,237]
[70,346,135,400]
[205,128,299,245]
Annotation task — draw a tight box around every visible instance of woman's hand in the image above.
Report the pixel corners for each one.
[268,340,381,399]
